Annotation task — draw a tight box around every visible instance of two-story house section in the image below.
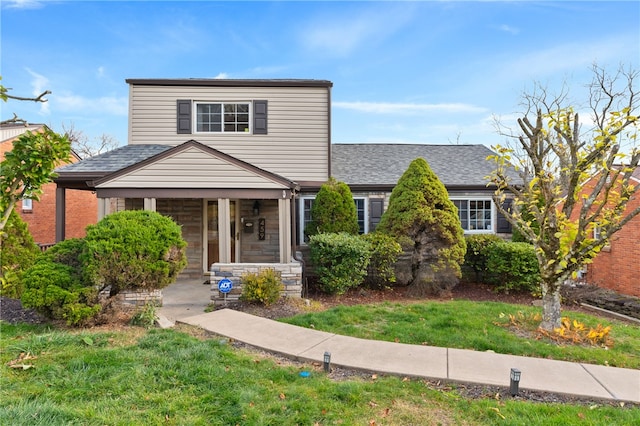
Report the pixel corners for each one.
[55,79,333,298]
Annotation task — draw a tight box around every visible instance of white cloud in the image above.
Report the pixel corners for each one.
[2,0,44,9]
[300,4,416,56]
[214,73,230,79]
[497,24,519,35]
[26,68,50,115]
[334,101,487,115]
[55,93,128,116]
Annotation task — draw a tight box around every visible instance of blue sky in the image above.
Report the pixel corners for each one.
[1,1,638,149]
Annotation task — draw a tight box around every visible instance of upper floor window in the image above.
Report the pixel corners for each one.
[453,199,493,232]
[196,102,250,133]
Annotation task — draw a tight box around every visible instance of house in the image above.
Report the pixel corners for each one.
[54,78,513,303]
[580,166,640,298]
[0,123,97,247]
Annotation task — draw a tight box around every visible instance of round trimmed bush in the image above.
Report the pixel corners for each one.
[83,210,187,297]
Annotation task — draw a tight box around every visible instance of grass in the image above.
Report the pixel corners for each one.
[0,302,640,425]
[282,300,640,369]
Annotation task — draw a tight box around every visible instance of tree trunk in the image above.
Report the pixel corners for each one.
[539,283,562,330]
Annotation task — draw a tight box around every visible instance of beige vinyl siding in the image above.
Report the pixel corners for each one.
[128,85,329,182]
[97,146,290,189]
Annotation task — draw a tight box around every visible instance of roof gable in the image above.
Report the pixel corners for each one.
[94,140,298,190]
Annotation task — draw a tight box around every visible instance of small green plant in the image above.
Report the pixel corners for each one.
[309,232,370,295]
[240,268,284,306]
[130,302,158,328]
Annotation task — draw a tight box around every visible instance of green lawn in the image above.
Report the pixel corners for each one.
[282,300,640,369]
[1,313,638,425]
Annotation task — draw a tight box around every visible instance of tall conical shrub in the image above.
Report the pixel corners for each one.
[377,158,466,296]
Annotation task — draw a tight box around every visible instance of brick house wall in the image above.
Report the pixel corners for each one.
[1,128,98,245]
[585,194,640,297]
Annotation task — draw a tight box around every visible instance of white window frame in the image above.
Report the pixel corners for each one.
[194,101,251,134]
[298,196,369,244]
[451,197,494,233]
[22,198,33,211]
[354,197,368,235]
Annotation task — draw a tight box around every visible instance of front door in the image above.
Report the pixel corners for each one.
[205,199,240,270]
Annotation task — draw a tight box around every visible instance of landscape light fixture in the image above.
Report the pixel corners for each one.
[510,368,521,396]
[253,200,260,216]
[323,351,331,373]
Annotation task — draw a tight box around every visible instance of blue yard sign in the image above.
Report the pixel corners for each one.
[217,278,233,294]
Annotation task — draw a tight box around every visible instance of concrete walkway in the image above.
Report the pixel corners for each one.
[158,281,640,404]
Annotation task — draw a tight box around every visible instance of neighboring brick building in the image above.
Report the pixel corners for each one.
[583,166,640,297]
[1,124,98,245]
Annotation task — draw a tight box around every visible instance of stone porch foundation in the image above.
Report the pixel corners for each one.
[210,262,302,305]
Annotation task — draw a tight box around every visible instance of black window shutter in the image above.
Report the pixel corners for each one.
[177,100,192,134]
[497,198,513,233]
[253,100,268,134]
[369,199,384,232]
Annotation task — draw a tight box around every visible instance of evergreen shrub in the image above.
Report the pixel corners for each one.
[485,242,540,293]
[361,232,402,288]
[306,177,359,238]
[0,211,40,298]
[309,232,370,295]
[83,210,187,297]
[462,234,504,282]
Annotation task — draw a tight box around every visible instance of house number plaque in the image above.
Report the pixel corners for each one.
[258,218,266,240]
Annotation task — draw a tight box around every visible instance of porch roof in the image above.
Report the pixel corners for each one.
[55,140,299,196]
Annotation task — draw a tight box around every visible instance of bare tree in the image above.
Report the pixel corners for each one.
[488,64,639,330]
[62,122,121,158]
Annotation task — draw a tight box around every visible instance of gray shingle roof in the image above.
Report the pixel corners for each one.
[332,144,514,187]
[56,144,172,173]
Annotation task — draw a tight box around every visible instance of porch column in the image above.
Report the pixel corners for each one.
[218,198,231,263]
[143,197,156,211]
[55,187,66,242]
[278,198,292,263]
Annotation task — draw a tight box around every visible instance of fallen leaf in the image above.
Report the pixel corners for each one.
[369,401,378,408]
[371,374,377,380]
[382,408,390,417]
[369,421,376,426]
[402,377,410,382]
[279,393,286,400]
[489,407,505,419]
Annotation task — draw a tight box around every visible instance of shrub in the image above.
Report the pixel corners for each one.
[83,210,187,297]
[361,232,402,288]
[485,242,540,293]
[240,268,284,306]
[376,158,466,296]
[306,177,359,238]
[309,232,370,295]
[462,234,504,282]
[20,259,100,326]
[0,211,40,298]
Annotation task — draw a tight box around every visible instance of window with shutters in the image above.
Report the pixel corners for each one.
[298,196,368,244]
[178,99,267,135]
[196,102,250,133]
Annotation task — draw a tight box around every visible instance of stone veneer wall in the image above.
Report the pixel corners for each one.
[210,262,302,304]
[100,289,163,306]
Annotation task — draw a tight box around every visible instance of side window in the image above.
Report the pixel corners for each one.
[22,198,33,212]
[354,198,367,234]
